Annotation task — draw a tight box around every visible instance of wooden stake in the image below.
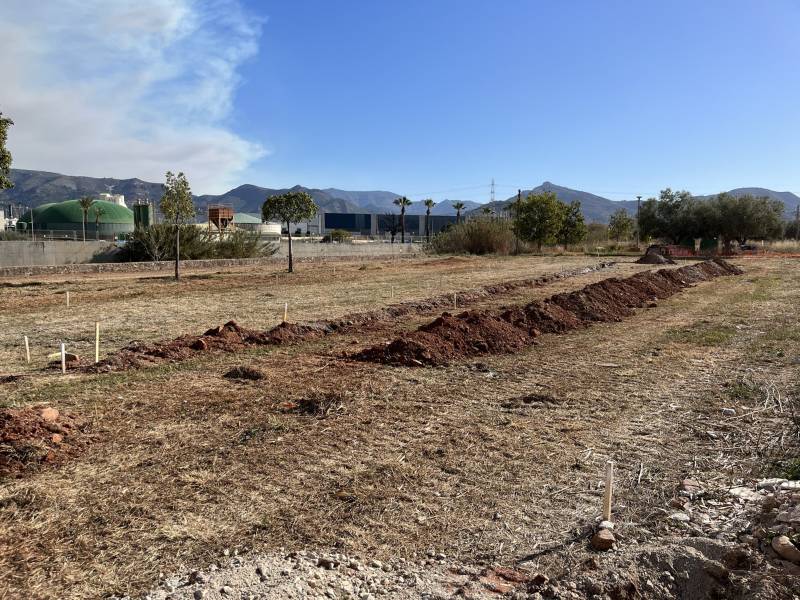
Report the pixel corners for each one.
[60,342,66,374]
[283,302,288,323]
[453,292,457,310]
[391,286,394,300]
[95,322,100,363]
[24,335,30,363]
[66,291,70,307]
[602,460,614,522]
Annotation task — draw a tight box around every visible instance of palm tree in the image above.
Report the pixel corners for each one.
[93,204,106,240]
[452,201,466,225]
[393,196,412,243]
[481,206,494,218]
[423,198,436,242]
[78,196,95,242]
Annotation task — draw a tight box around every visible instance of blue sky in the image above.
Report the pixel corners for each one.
[3,1,799,200]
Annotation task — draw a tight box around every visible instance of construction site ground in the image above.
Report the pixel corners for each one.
[0,254,798,599]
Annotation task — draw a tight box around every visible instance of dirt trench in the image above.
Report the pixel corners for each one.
[84,261,616,373]
[354,259,743,366]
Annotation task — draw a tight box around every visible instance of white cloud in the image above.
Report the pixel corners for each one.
[0,0,265,193]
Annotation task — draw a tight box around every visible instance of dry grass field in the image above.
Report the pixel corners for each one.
[0,255,798,599]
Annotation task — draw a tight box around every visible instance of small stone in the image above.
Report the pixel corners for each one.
[318,557,339,570]
[220,585,233,595]
[189,571,208,584]
[728,486,760,502]
[40,407,59,422]
[756,478,787,490]
[598,520,614,530]
[721,408,736,416]
[780,480,800,491]
[51,433,64,444]
[369,559,382,569]
[193,591,206,600]
[668,512,691,523]
[591,529,615,551]
[772,536,800,564]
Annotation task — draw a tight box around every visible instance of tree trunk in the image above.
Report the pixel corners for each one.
[400,210,405,244]
[174,221,180,281]
[82,214,86,243]
[426,211,430,242]
[287,221,294,273]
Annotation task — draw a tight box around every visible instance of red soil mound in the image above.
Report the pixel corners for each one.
[88,262,617,373]
[0,406,88,478]
[353,259,742,367]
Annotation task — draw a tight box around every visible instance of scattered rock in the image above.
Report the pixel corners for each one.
[721,408,736,416]
[728,486,760,502]
[771,536,800,564]
[756,478,787,490]
[591,529,616,551]
[668,512,691,523]
[40,407,60,422]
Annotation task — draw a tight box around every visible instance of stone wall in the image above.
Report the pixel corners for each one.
[0,241,420,278]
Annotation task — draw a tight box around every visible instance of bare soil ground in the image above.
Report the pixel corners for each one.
[0,255,798,599]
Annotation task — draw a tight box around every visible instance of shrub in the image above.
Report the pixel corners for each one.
[122,224,276,261]
[427,219,517,255]
[215,230,278,259]
[321,229,352,243]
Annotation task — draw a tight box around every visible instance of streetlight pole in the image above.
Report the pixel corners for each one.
[636,195,642,249]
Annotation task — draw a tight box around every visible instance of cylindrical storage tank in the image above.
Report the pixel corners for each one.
[16,199,135,238]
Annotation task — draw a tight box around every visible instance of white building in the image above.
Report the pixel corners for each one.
[98,193,126,207]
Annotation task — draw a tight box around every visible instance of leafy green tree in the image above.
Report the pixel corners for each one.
[558,200,587,246]
[262,191,318,272]
[608,208,634,241]
[159,171,195,281]
[452,201,466,224]
[513,191,564,252]
[638,188,696,243]
[78,196,95,242]
[423,198,436,242]
[393,196,412,243]
[708,193,784,250]
[0,112,13,190]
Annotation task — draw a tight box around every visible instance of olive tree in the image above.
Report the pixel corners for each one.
[513,191,563,252]
[159,171,195,281]
[608,208,634,241]
[262,191,317,272]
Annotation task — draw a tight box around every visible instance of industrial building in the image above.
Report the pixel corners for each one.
[16,199,135,239]
[303,212,459,236]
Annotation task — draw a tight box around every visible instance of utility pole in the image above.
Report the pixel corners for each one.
[490,178,495,205]
[636,195,642,248]
[514,189,522,255]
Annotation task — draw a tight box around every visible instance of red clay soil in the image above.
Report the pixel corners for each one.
[86,262,616,373]
[354,259,743,367]
[0,406,88,478]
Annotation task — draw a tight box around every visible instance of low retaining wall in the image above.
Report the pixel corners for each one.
[0,241,119,268]
[0,242,420,278]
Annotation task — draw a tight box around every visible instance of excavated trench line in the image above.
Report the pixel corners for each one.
[352,259,743,367]
[85,261,617,373]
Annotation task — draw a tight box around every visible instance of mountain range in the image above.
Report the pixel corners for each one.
[1,169,797,223]
[475,182,800,223]
[0,170,479,217]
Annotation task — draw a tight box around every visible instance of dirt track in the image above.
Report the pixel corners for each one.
[0,255,798,599]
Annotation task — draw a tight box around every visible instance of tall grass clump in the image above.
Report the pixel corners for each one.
[427,220,517,255]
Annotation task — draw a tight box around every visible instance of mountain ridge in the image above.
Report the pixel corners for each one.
[2,170,797,222]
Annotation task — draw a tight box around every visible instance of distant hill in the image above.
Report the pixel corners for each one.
[0,169,480,217]
[3,170,797,221]
[0,169,163,208]
[696,187,800,218]
[472,182,637,223]
[196,184,362,214]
